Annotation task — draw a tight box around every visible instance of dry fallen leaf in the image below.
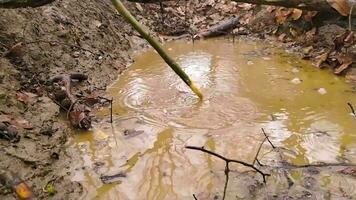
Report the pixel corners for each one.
[16,92,37,105]
[291,9,303,20]
[327,0,351,16]
[334,54,354,74]
[135,3,143,12]
[338,167,356,176]
[0,114,33,130]
[14,182,34,200]
[275,8,292,24]
[5,42,26,58]
[316,52,330,68]
[303,11,318,22]
[69,110,85,128]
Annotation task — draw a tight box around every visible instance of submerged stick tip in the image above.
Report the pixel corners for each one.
[190,83,203,100]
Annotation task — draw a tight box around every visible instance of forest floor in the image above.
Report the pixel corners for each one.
[0,0,355,199]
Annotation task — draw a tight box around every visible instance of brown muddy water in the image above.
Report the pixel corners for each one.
[69,38,356,200]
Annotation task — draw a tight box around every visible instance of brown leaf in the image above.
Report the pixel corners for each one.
[16,92,37,104]
[303,11,318,21]
[327,0,351,16]
[5,42,26,58]
[316,51,330,68]
[316,52,330,68]
[334,54,354,74]
[0,115,11,123]
[69,110,85,128]
[275,8,292,24]
[338,167,356,176]
[334,32,350,50]
[344,31,355,45]
[291,9,303,20]
[0,114,33,130]
[13,118,33,130]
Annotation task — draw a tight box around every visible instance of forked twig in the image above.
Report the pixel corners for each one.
[253,137,267,165]
[261,128,275,149]
[185,145,269,200]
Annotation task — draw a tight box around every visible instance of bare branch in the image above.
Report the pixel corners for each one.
[252,137,267,165]
[261,128,275,149]
[185,146,269,182]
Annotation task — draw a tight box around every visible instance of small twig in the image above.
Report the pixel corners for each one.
[159,1,165,28]
[283,162,356,169]
[261,128,275,149]
[231,30,235,43]
[186,146,269,200]
[222,163,230,200]
[110,98,113,123]
[252,137,267,165]
[256,159,264,167]
[347,102,356,116]
[185,146,269,182]
[193,194,198,200]
[349,3,354,32]
[46,93,69,112]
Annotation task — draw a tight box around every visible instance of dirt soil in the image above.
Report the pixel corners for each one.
[0,0,355,199]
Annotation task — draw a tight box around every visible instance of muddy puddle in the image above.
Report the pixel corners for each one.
[68,38,356,199]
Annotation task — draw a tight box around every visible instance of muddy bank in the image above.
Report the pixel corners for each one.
[0,0,355,199]
[0,0,148,199]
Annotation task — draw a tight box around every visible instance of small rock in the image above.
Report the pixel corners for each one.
[291,77,302,84]
[247,60,254,65]
[72,51,80,58]
[317,88,327,95]
[123,129,144,138]
[292,68,300,73]
[302,177,317,190]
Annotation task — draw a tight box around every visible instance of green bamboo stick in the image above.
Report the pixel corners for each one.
[110,0,203,99]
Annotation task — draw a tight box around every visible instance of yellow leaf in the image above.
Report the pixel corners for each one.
[14,182,33,200]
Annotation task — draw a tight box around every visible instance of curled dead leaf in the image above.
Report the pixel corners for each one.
[4,42,26,58]
[327,0,351,16]
[338,167,356,176]
[275,8,292,24]
[291,9,303,20]
[0,114,33,130]
[16,92,37,105]
[334,54,354,74]
[316,51,330,68]
[69,110,91,130]
[14,182,34,200]
[303,11,318,22]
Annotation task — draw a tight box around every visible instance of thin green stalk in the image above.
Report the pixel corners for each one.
[110,0,203,99]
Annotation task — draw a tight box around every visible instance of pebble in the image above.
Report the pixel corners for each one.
[247,60,254,65]
[291,77,302,84]
[291,68,300,73]
[317,88,327,95]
